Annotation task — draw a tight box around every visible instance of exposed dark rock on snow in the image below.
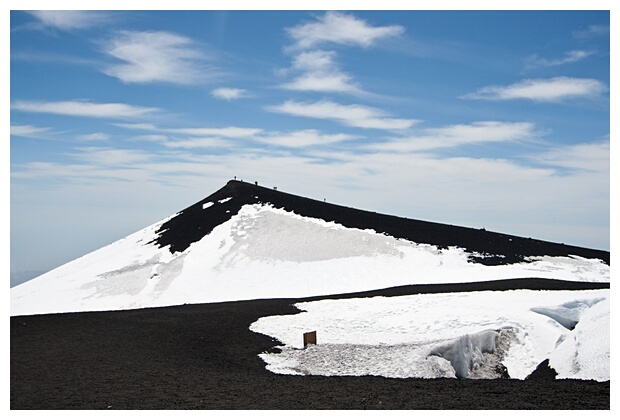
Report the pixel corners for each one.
[152,180,610,266]
[526,359,559,381]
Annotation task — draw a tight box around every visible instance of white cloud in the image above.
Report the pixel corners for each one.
[10,124,51,138]
[267,100,419,130]
[114,122,261,138]
[113,119,356,148]
[211,88,249,100]
[162,137,237,149]
[167,127,262,138]
[281,50,362,94]
[373,121,538,152]
[257,130,358,148]
[75,147,152,164]
[529,140,609,173]
[573,24,610,39]
[76,132,110,141]
[11,100,159,119]
[27,11,111,31]
[102,31,215,85]
[462,77,607,102]
[114,123,159,131]
[525,50,595,69]
[287,12,404,50]
[130,134,169,142]
[290,49,335,72]
[283,73,358,94]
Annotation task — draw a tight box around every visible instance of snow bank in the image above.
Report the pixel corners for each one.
[250,289,609,380]
[530,297,605,330]
[548,297,610,381]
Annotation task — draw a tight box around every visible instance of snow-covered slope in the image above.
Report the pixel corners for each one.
[11,180,609,316]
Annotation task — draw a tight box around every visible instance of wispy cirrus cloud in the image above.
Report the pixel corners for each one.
[211,87,249,100]
[161,137,237,149]
[525,50,595,69]
[116,122,356,149]
[165,129,357,150]
[529,139,609,173]
[286,11,404,50]
[26,11,112,31]
[12,124,111,143]
[166,127,262,138]
[11,100,160,119]
[115,122,262,139]
[573,24,610,39]
[69,147,153,166]
[129,134,169,142]
[102,31,218,85]
[371,121,538,153]
[10,124,52,138]
[257,129,358,148]
[267,100,419,131]
[75,132,111,142]
[114,123,159,131]
[462,77,607,102]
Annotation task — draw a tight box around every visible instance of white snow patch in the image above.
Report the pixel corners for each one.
[203,197,231,209]
[250,289,609,380]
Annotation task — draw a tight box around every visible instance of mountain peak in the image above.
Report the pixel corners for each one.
[152,180,610,265]
[151,179,314,254]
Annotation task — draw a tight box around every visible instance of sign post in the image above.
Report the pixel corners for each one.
[303,331,317,348]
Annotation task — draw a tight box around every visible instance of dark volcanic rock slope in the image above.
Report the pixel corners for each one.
[153,180,610,266]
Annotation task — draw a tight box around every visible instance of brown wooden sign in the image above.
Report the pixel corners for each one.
[303,331,317,348]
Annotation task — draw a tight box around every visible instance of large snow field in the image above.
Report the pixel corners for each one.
[250,289,609,381]
[11,203,609,316]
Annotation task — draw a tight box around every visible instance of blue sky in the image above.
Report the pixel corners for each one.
[8,4,612,281]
